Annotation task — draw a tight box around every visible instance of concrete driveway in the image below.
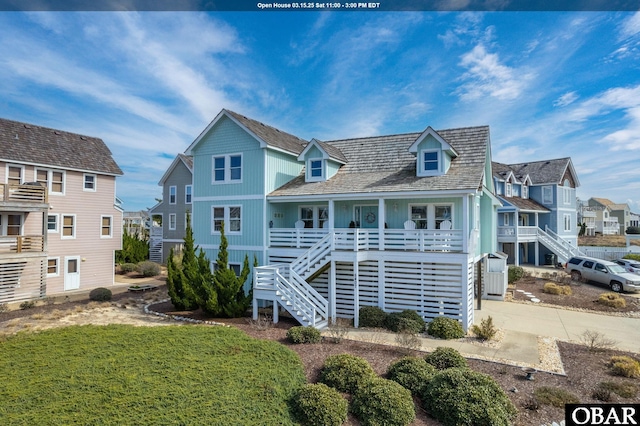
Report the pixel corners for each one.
[475,299,640,353]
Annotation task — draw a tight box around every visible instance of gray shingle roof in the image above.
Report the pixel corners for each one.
[314,140,349,164]
[498,196,549,212]
[0,118,123,175]
[178,153,193,171]
[494,157,572,185]
[225,110,307,156]
[269,126,490,197]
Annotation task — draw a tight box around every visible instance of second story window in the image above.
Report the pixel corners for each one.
[169,186,177,204]
[84,174,96,191]
[35,169,64,194]
[212,154,243,184]
[542,186,553,204]
[185,185,192,204]
[7,165,22,185]
[423,151,439,172]
[522,185,529,199]
[62,215,75,239]
[51,171,64,193]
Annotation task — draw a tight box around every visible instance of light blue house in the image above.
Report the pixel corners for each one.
[185,109,503,330]
[492,158,581,266]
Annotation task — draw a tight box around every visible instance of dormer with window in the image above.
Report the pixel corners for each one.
[408,127,458,177]
[521,175,531,199]
[297,139,346,183]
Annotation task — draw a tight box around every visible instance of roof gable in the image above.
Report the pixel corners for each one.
[298,139,348,164]
[408,126,459,157]
[185,109,306,156]
[158,154,193,185]
[0,118,123,175]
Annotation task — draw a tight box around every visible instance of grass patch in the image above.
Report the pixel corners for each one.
[0,325,305,425]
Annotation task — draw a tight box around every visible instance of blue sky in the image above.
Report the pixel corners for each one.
[1,10,639,212]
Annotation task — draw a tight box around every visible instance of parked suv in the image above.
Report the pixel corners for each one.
[615,259,640,275]
[565,256,640,293]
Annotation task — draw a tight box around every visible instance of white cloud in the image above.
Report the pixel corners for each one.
[554,91,579,107]
[618,11,640,40]
[457,44,533,101]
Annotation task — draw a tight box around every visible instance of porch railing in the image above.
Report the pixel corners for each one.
[0,183,48,204]
[0,235,45,254]
[269,228,463,252]
[497,226,538,237]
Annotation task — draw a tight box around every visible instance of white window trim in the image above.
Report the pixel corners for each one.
[542,186,553,204]
[417,149,441,177]
[47,214,59,233]
[506,182,512,197]
[33,167,65,195]
[564,213,571,232]
[212,153,243,184]
[100,215,113,238]
[300,205,329,229]
[563,187,572,205]
[61,214,76,239]
[169,186,177,205]
[408,203,454,229]
[185,185,192,204]
[83,173,97,192]
[211,205,242,235]
[169,213,177,231]
[522,185,528,199]
[6,164,25,185]
[306,158,325,182]
[47,257,60,277]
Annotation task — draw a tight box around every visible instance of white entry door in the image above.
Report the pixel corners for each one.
[64,256,81,291]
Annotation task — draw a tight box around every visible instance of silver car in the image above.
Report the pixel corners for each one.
[615,259,640,275]
[565,256,640,293]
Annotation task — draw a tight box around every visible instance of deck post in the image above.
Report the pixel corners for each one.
[273,298,279,323]
[330,261,336,324]
[353,259,359,328]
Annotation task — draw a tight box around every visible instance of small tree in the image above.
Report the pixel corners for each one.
[211,222,254,317]
[116,229,149,264]
[166,213,200,310]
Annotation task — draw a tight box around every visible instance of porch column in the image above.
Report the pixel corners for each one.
[378,198,385,251]
[328,199,335,230]
[378,259,385,311]
[462,195,470,253]
[534,241,539,266]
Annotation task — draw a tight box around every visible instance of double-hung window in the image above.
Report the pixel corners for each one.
[212,206,242,233]
[564,214,571,231]
[47,258,59,277]
[542,186,553,204]
[506,183,512,197]
[212,154,242,183]
[101,216,113,238]
[62,215,75,239]
[84,174,96,191]
[169,186,177,204]
[410,204,453,229]
[420,150,439,175]
[169,213,176,230]
[307,159,324,181]
[47,215,59,233]
[7,165,23,185]
[185,185,192,204]
[34,168,64,194]
[522,185,528,199]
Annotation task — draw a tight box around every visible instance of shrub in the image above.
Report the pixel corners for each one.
[352,377,415,426]
[136,261,161,277]
[470,316,498,341]
[89,287,112,302]
[508,265,525,283]
[542,282,572,295]
[421,368,517,426]
[424,347,468,370]
[597,292,626,308]
[286,326,322,344]
[319,354,376,394]
[596,381,638,398]
[387,356,436,395]
[326,318,350,343]
[119,263,137,274]
[608,355,640,378]
[579,330,618,352]
[384,310,426,333]
[19,301,35,310]
[0,303,8,313]
[359,306,388,328]
[624,253,640,261]
[533,386,580,407]
[292,383,348,426]
[427,316,465,339]
[626,226,640,235]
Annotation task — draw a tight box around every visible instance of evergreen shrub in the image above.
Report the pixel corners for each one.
[89,287,112,302]
[421,368,517,426]
[384,310,425,333]
[359,306,388,328]
[286,326,322,344]
[119,263,137,274]
[508,265,525,283]
[136,261,161,277]
[292,383,348,426]
[352,377,415,426]
[424,347,468,370]
[426,316,465,339]
[470,315,498,341]
[319,353,376,394]
[387,356,436,395]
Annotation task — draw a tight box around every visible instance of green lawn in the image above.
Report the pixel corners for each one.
[0,325,306,425]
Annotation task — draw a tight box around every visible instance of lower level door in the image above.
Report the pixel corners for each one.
[64,256,81,291]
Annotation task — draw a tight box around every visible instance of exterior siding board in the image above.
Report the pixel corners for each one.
[265,150,303,193]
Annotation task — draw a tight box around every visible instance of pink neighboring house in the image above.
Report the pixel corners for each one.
[0,118,123,303]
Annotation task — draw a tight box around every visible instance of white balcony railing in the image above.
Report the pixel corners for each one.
[269,228,464,252]
[497,226,538,237]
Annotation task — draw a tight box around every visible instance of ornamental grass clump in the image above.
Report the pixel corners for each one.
[387,356,436,395]
[426,316,465,339]
[533,386,580,407]
[291,383,348,426]
[286,326,322,344]
[597,292,626,308]
[424,347,468,370]
[421,367,517,426]
[542,282,572,295]
[608,355,640,378]
[319,353,376,394]
[351,377,415,426]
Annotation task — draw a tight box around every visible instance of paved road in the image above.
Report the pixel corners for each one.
[475,299,640,353]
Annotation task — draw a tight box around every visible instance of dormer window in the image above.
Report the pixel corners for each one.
[307,158,325,182]
[418,150,440,176]
[522,185,528,199]
[506,182,512,197]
